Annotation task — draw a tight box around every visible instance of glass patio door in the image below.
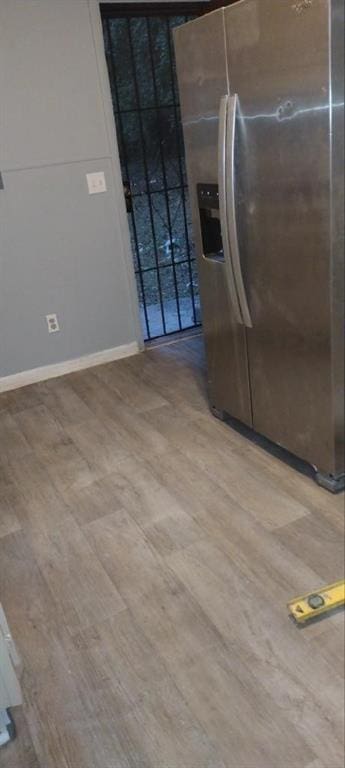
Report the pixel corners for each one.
[101,4,205,340]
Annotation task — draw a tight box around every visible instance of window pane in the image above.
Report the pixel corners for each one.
[142,110,164,193]
[149,17,174,107]
[159,266,180,333]
[130,18,155,109]
[142,270,165,338]
[132,195,156,271]
[176,261,196,330]
[121,112,146,195]
[160,107,180,188]
[150,191,171,266]
[168,189,190,264]
[109,19,136,110]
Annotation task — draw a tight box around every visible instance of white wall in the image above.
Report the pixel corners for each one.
[0,0,142,383]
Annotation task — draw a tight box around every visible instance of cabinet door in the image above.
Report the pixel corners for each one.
[0,0,109,171]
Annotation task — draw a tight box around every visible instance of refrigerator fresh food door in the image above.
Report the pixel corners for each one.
[329,0,345,480]
[224,0,344,476]
[174,10,252,426]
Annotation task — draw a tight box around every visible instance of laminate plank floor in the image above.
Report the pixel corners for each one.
[0,336,344,768]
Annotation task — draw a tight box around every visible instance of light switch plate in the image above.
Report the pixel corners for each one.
[86,172,107,195]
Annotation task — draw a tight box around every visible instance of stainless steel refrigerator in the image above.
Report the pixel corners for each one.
[174,0,344,492]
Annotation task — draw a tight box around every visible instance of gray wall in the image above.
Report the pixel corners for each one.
[0,0,142,378]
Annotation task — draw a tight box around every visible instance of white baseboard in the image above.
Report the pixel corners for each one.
[0,341,140,394]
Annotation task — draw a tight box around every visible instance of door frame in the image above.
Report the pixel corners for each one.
[100,3,211,19]
[89,1,237,349]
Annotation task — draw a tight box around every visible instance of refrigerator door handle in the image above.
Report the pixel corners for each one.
[218,95,242,324]
[227,94,253,328]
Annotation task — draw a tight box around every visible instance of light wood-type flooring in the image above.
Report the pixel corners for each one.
[0,335,344,768]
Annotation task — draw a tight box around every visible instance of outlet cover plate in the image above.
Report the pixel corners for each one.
[46,314,60,334]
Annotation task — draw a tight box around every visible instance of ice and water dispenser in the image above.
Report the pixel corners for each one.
[197,183,224,263]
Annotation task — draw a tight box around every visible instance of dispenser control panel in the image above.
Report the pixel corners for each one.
[197,183,223,262]
[197,183,220,210]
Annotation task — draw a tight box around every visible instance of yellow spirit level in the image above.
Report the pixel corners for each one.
[288,580,345,624]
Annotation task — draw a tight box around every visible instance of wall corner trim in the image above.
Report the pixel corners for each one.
[0,342,140,393]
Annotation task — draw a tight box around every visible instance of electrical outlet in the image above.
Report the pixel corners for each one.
[46,314,60,334]
[86,172,107,195]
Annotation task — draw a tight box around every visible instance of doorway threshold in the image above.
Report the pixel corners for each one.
[145,326,203,349]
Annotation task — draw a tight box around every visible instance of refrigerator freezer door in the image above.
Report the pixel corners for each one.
[224,0,343,475]
[174,11,252,426]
